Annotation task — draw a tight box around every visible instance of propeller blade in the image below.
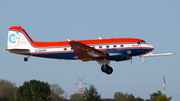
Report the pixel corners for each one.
[142,58,145,63]
[127,45,132,60]
[127,52,129,60]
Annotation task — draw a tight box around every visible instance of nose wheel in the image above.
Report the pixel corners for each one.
[101,65,113,75]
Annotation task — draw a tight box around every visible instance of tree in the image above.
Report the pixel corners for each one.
[149,90,162,101]
[0,79,17,101]
[69,93,83,101]
[114,92,124,101]
[16,79,51,101]
[50,83,67,101]
[114,92,144,101]
[135,97,144,101]
[82,84,101,101]
[101,98,115,101]
[0,95,9,101]
[157,95,171,101]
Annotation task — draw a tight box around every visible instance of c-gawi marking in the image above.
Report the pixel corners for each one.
[5,26,174,75]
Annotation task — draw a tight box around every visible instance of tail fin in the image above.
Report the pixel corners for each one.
[7,26,33,49]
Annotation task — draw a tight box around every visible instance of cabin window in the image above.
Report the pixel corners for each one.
[106,45,109,48]
[92,46,95,49]
[138,42,141,44]
[121,45,124,47]
[64,48,67,50]
[99,46,102,48]
[113,45,117,48]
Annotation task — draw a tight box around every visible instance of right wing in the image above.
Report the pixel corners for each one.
[139,52,174,58]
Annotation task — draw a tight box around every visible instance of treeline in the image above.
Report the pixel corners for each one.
[0,79,171,101]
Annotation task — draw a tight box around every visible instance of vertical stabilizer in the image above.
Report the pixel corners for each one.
[7,26,33,49]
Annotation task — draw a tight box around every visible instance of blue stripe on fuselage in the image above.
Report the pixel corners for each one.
[31,52,77,59]
[30,48,152,60]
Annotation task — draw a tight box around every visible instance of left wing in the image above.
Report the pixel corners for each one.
[139,52,174,58]
[69,41,109,60]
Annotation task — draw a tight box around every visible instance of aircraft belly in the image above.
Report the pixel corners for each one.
[31,52,77,59]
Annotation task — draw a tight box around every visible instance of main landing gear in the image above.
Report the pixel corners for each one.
[97,59,113,75]
[24,55,31,62]
[101,65,113,74]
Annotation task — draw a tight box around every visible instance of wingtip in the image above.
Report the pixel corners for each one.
[165,53,175,55]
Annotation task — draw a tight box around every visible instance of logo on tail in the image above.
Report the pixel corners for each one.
[9,32,19,43]
[9,34,17,43]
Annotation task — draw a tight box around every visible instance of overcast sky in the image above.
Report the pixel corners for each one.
[0,1,179,100]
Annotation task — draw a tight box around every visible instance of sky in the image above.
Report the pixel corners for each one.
[0,0,180,100]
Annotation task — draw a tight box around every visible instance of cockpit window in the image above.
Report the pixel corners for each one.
[138,41,146,44]
[141,42,146,44]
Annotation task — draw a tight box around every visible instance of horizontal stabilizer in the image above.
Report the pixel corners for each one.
[139,52,174,58]
[69,41,108,60]
[5,49,30,53]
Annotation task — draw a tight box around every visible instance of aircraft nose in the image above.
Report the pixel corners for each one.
[149,45,154,50]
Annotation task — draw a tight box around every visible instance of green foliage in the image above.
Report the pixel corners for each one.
[0,95,9,101]
[149,90,162,101]
[157,95,170,101]
[136,97,144,101]
[101,98,115,101]
[82,84,101,101]
[0,79,17,101]
[69,93,83,101]
[113,92,144,101]
[16,80,51,101]
[50,83,67,101]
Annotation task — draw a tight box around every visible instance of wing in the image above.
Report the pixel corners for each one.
[69,41,108,61]
[139,52,174,58]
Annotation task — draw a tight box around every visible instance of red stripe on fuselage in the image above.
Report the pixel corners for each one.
[9,26,145,48]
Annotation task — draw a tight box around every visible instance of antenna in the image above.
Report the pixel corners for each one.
[163,75,166,96]
[74,76,88,95]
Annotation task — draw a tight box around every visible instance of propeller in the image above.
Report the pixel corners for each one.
[142,57,145,63]
[127,45,132,64]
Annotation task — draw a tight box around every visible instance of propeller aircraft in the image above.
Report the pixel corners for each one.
[5,26,174,75]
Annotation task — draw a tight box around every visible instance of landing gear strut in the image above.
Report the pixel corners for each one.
[24,55,30,62]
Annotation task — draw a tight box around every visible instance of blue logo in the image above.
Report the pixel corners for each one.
[9,34,16,43]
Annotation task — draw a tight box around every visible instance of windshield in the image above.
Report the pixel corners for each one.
[141,42,146,44]
[138,41,146,44]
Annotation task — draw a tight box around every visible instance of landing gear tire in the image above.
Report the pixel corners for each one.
[24,57,28,62]
[101,65,109,73]
[101,65,113,75]
[106,66,113,75]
